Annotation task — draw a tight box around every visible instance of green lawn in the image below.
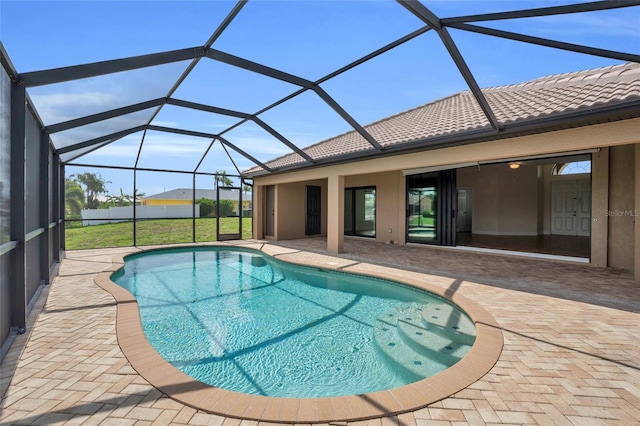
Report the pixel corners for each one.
[408,216,435,227]
[65,218,253,250]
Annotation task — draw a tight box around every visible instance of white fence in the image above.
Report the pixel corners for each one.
[81,205,200,226]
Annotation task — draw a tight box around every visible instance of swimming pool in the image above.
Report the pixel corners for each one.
[111,246,476,398]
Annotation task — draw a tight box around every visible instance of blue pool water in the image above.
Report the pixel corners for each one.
[112,247,476,398]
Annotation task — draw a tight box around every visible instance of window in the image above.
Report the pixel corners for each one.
[553,161,591,175]
[344,187,376,237]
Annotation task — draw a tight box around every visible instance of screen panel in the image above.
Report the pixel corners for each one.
[0,66,10,245]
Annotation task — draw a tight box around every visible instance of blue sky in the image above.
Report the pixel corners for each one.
[1,0,638,198]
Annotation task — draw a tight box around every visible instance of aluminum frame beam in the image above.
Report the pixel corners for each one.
[10,81,27,333]
[51,153,61,263]
[318,25,432,84]
[397,0,501,132]
[441,1,640,24]
[217,136,273,172]
[448,23,640,63]
[19,47,206,87]
[193,139,218,173]
[46,98,167,134]
[66,161,246,177]
[219,140,243,176]
[39,130,51,285]
[251,117,316,163]
[313,86,384,150]
[144,1,248,132]
[56,125,146,154]
[146,125,218,140]
[167,98,251,119]
[205,48,383,151]
[62,138,123,164]
[206,48,315,88]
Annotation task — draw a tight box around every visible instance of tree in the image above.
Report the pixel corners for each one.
[214,170,233,189]
[103,188,145,207]
[196,198,234,217]
[65,178,85,216]
[74,172,110,209]
[196,198,214,217]
[214,200,235,217]
[242,184,251,199]
[242,184,252,216]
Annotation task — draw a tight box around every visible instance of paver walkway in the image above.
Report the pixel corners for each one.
[1,239,639,425]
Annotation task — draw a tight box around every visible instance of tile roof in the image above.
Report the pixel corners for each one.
[246,62,640,175]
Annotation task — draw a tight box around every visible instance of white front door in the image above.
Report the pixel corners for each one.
[551,179,590,236]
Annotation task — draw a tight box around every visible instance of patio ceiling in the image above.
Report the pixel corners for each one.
[3,0,640,177]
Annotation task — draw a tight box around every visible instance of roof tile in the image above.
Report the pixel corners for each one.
[247,62,640,175]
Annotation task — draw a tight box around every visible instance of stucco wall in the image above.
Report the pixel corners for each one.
[636,144,640,279]
[275,179,327,240]
[607,144,636,271]
[345,171,402,243]
[457,163,538,235]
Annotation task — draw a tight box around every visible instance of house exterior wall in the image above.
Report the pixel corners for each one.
[253,119,640,278]
[269,179,327,240]
[345,171,403,244]
[636,144,640,279]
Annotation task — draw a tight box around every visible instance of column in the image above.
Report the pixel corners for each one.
[253,184,263,239]
[10,81,26,332]
[326,174,344,253]
[590,148,609,268]
[51,153,61,262]
[39,130,50,285]
[635,144,640,282]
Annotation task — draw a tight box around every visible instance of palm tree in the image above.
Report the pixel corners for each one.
[242,184,252,217]
[65,179,85,216]
[75,172,110,209]
[242,184,251,199]
[215,170,233,189]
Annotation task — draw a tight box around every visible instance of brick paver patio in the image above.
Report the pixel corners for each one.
[1,239,639,425]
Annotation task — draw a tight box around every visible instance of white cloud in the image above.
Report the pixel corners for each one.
[532,13,640,40]
[30,91,120,124]
[139,134,210,158]
[92,143,141,158]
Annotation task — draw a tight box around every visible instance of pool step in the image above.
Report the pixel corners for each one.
[420,303,476,346]
[373,303,475,378]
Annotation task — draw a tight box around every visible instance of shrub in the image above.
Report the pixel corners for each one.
[196,198,235,217]
[196,198,215,217]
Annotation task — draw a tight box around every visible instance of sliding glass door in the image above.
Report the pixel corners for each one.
[407,174,438,244]
[407,170,456,245]
[344,187,376,237]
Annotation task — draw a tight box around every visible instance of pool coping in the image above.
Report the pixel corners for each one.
[93,241,503,424]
